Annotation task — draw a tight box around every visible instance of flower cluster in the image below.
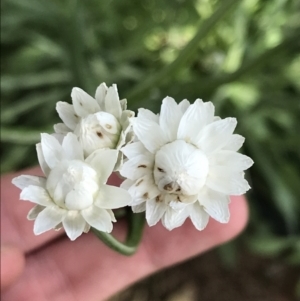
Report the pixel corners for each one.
[54,83,134,168]
[120,97,253,230]
[12,83,253,241]
[12,83,133,241]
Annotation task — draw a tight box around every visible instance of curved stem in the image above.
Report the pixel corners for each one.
[125,211,146,247]
[91,212,145,256]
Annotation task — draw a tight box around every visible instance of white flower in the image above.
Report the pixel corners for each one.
[12,133,132,241]
[54,83,134,165]
[120,97,253,230]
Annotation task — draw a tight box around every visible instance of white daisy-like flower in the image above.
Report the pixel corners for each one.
[54,83,134,165]
[12,133,132,241]
[120,97,253,230]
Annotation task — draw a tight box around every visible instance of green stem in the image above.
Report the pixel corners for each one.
[1,89,65,124]
[92,212,145,256]
[126,0,238,104]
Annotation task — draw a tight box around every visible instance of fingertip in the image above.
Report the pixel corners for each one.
[142,195,249,270]
[1,245,25,290]
[205,195,249,247]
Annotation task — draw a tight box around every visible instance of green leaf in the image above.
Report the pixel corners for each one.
[1,71,70,93]
[126,0,238,105]
[1,126,51,144]
[1,89,66,124]
[246,141,299,233]
[247,236,294,257]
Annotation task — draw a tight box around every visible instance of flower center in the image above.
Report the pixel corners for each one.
[74,112,121,156]
[154,140,209,196]
[46,160,99,210]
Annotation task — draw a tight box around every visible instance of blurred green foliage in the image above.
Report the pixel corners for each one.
[1,0,300,269]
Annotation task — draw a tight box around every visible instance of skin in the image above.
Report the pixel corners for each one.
[1,167,248,301]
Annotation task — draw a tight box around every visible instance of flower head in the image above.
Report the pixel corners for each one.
[12,133,132,240]
[120,97,253,230]
[55,83,134,167]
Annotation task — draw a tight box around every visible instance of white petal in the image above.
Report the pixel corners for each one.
[179,194,199,204]
[120,154,154,181]
[127,175,160,200]
[105,84,122,119]
[133,115,168,154]
[53,123,70,134]
[62,133,84,161]
[178,99,190,114]
[94,111,121,134]
[36,143,50,176]
[121,142,149,159]
[177,99,211,141]
[223,134,245,151]
[71,88,100,117]
[51,133,64,144]
[119,110,134,133]
[114,152,124,172]
[65,187,94,211]
[85,149,118,183]
[138,108,159,123]
[206,166,251,195]
[189,202,209,230]
[12,175,46,190]
[41,133,65,169]
[159,96,182,142]
[199,188,230,223]
[54,223,63,231]
[95,185,132,209]
[81,206,113,233]
[194,118,237,154]
[119,98,127,110]
[56,101,79,130]
[20,186,53,206]
[34,206,66,235]
[202,101,215,124]
[169,200,188,210]
[107,209,116,222]
[153,140,209,195]
[120,178,134,190]
[132,203,146,213]
[62,211,86,240]
[209,150,254,171]
[146,198,167,226]
[130,197,146,206]
[116,132,126,153]
[27,205,45,220]
[95,82,108,109]
[162,207,189,230]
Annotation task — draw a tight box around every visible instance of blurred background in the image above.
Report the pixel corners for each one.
[1,0,300,300]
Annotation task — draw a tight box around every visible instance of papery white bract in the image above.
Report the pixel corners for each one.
[54,83,134,168]
[120,97,253,230]
[12,133,132,241]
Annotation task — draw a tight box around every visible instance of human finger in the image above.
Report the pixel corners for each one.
[2,196,248,301]
[0,245,25,291]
